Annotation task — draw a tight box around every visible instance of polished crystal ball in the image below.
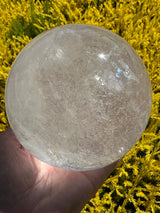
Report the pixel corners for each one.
[5,24,152,171]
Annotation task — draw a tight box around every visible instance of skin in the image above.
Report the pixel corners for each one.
[0,128,119,213]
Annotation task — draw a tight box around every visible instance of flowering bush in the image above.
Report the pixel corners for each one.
[0,0,160,212]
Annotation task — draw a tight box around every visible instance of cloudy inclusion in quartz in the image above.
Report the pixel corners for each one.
[5,24,152,171]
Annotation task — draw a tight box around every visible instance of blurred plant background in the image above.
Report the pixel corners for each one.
[0,0,160,212]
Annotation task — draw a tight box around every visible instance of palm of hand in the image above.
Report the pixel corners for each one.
[0,128,118,213]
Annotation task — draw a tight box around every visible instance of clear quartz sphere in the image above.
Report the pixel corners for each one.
[5,24,152,171]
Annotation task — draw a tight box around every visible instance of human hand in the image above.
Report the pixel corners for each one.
[0,128,119,213]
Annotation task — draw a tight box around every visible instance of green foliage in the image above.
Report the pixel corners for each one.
[8,0,48,39]
[8,15,40,38]
[82,136,160,212]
